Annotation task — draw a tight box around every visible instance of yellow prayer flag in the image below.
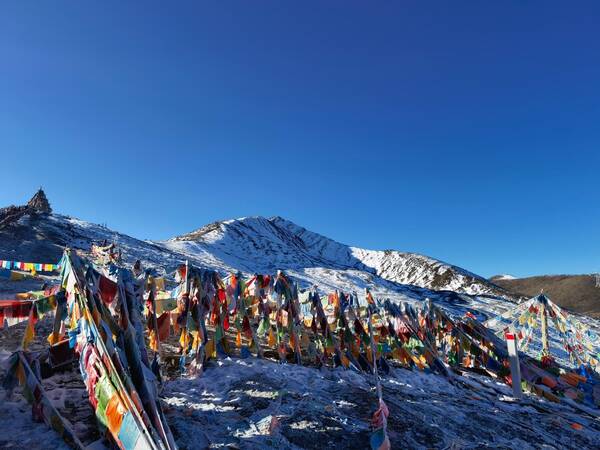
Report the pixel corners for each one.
[179,330,190,349]
[22,322,35,350]
[155,277,165,291]
[47,332,60,346]
[149,330,158,352]
[16,361,26,385]
[205,339,216,359]
[191,330,200,349]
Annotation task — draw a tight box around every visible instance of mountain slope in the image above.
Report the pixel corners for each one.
[0,212,181,272]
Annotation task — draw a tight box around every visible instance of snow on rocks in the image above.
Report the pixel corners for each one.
[0,350,69,449]
[162,357,600,449]
[163,358,373,449]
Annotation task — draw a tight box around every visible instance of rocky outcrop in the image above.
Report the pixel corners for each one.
[0,205,28,229]
[0,189,52,229]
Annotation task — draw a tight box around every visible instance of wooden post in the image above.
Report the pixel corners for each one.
[274,271,285,363]
[367,304,388,443]
[540,302,549,356]
[367,307,380,388]
[505,332,522,399]
[245,276,264,358]
[148,276,162,358]
[17,351,86,449]
[184,260,189,295]
[191,277,207,376]
[179,260,191,373]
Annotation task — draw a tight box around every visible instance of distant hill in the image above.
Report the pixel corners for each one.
[493,274,600,317]
[489,274,516,281]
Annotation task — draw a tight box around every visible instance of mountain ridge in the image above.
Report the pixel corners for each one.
[0,192,514,320]
[169,214,508,297]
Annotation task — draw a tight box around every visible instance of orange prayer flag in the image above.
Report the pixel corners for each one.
[149,330,158,352]
[341,354,350,368]
[47,333,60,346]
[268,328,276,347]
[105,394,125,436]
[16,361,26,384]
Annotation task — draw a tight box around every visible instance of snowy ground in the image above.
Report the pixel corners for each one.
[162,357,600,449]
[0,315,105,449]
[0,347,70,450]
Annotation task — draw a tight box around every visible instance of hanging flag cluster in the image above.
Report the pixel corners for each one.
[6,244,600,448]
[152,266,600,414]
[3,249,177,450]
[486,294,600,376]
[149,268,506,378]
[63,251,176,450]
[0,299,33,328]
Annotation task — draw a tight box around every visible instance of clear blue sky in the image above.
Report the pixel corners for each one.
[1,2,599,278]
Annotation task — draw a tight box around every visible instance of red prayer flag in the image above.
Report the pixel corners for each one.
[157,312,171,341]
[98,275,118,304]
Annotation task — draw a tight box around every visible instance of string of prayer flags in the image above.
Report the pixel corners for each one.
[0,259,61,272]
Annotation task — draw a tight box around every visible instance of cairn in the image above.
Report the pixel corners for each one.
[0,189,52,228]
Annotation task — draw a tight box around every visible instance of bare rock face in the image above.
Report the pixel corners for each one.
[0,204,28,228]
[27,189,52,214]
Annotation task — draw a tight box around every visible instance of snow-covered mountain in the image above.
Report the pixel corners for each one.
[165,215,507,297]
[0,192,513,319]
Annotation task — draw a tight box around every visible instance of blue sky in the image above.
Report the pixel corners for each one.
[1,2,599,278]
